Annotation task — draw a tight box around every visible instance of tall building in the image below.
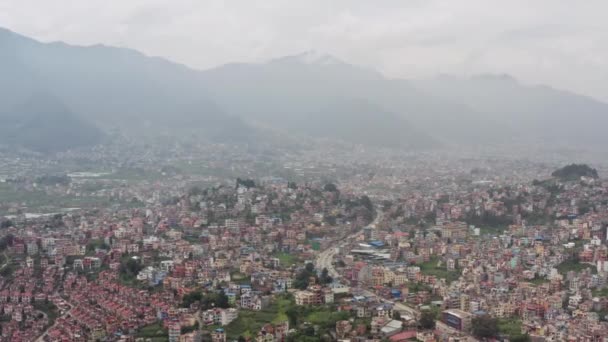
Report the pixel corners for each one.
[168,323,180,342]
[442,309,472,332]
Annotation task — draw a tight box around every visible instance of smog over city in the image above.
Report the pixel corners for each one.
[1,1,608,341]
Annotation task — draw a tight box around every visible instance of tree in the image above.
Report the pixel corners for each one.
[200,290,230,310]
[294,263,318,290]
[0,220,13,229]
[510,334,531,342]
[0,234,14,251]
[286,306,300,327]
[552,163,598,180]
[419,310,436,330]
[360,195,373,212]
[215,290,230,308]
[181,291,203,308]
[236,178,256,189]
[320,268,333,284]
[472,314,499,339]
[188,186,204,196]
[323,183,338,192]
[119,257,143,280]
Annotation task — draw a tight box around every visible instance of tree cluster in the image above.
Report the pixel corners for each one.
[236,178,256,189]
[471,314,499,339]
[552,163,598,180]
[294,263,318,290]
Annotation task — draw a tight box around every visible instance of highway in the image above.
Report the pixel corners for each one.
[315,209,420,318]
[315,209,383,278]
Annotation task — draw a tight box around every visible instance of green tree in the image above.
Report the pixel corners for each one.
[320,268,333,284]
[419,310,436,330]
[0,234,14,250]
[236,178,256,188]
[510,334,531,342]
[294,263,318,290]
[181,291,203,308]
[323,183,338,192]
[472,314,499,339]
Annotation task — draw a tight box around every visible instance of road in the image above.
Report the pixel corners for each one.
[35,301,73,342]
[314,210,420,318]
[316,209,383,278]
[0,251,11,272]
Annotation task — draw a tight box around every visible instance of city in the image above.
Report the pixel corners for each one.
[2,1,608,341]
[1,144,607,341]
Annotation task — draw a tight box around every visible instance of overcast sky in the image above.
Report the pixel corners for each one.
[2,0,608,101]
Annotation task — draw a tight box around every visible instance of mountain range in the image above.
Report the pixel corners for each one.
[2,27,608,152]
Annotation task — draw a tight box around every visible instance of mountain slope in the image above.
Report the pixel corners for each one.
[0,27,251,146]
[0,93,103,152]
[4,27,608,151]
[200,52,515,147]
[200,52,441,148]
[415,75,608,146]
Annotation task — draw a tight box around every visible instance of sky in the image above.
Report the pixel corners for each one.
[2,0,608,101]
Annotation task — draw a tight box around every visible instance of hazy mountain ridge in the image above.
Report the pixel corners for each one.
[200,52,439,147]
[0,92,103,152]
[414,75,608,145]
[0,27,251,151]
[2,27,608,152]
[200,52,519,146]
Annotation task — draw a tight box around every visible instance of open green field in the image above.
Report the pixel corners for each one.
[556,259,596,275]
[0,182,143,213]
[230,271,252,285]
[274,252,299,268]
[528,277,549,286]
[592,287,608,297]
[417,256,460,283]
[136,322,168,341]
[498,318,530,340]
[224,300,289,339]
[220,294,351,340]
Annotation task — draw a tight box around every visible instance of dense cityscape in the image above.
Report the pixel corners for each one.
[0,141,607,342]
[3,2,608,341]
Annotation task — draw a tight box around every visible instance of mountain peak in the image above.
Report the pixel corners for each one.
[0,26,28,43]
[472,73,518,83]
[294,50,342,65]
[271,50,344,66]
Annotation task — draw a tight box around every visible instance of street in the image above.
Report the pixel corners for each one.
[315,209,420,318]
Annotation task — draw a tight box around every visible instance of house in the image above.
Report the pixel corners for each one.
[294,291,316,306]
[221,308,238,326]
[241,293,270,311]
[211,328,226,342]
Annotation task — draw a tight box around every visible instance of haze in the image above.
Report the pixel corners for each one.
[3,2,608,342]
[2,0,608,101]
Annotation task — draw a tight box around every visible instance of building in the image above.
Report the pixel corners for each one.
[295,290,316,305]
[211,328,226,342]
[442,309,472,332]
[168,323,181,342]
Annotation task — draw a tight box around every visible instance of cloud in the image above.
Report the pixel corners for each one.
[1,0,608,100]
